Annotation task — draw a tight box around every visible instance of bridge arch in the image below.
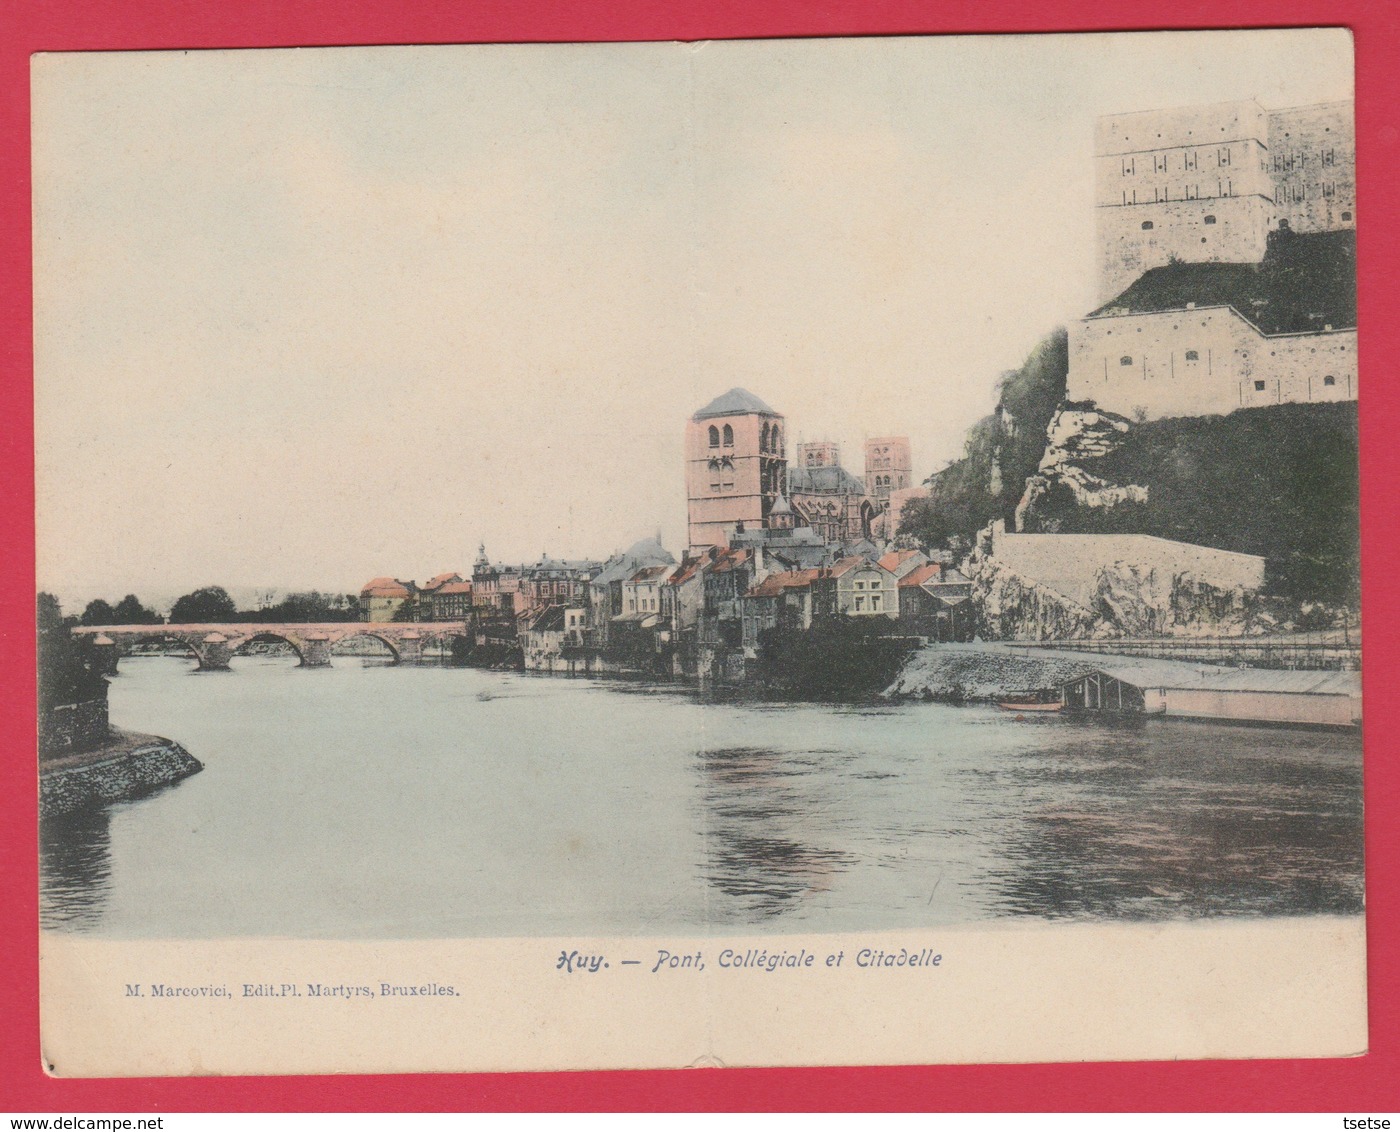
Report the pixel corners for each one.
[110,632,201,669]
[231,632,306,665]
[329,629,402,663]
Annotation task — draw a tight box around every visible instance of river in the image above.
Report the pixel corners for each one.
[40,655,1364,938]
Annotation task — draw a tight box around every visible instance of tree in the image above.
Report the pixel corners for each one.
[169,586,237,624]
[79,598,116,626]
[899,327,1069,551]
[37,593,106,713]
[248,591,357,623]
[112,594,163,624]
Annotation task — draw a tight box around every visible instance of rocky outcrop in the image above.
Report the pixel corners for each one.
[964,550,1104,641]
[40,730,202,818]
[1015,405,1147,530]
[964,534,1270,641]
[1093,561,1267,637]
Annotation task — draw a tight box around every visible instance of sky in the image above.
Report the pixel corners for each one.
[32,30,1354,610]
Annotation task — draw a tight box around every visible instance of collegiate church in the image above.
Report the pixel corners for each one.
[684,388,909,554]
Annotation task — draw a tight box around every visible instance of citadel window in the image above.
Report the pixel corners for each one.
[1141,220,1154,230]
[1120,356,1134,366]
[1324,376,1337,387]
[1203,215,1216,224]
[1342,211,1353,221]
[1185,350,1200,361]
[1254,380,1266,391]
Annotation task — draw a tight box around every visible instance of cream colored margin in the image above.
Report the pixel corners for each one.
[41,917,1366,1076]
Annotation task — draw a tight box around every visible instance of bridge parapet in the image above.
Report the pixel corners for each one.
[72,622,471,671]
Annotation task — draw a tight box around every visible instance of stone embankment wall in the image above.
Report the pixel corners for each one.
[41,730,202,818]
[964,545,1265,641]
[989,529,1265,608]
[884,644,1094,702]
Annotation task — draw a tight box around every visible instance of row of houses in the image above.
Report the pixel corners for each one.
[361,533,976,679]
[520,541,974,678]
[358,546,602,624]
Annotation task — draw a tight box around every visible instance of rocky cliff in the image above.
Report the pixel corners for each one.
[963,535,1269,641]
[1014,406,1146,530]
[1011,401,1358,608]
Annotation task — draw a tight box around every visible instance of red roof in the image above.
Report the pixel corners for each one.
[666,558,705,586]
[708,548,751,574]
[436,580,474,595]
[879,549,921,574]
[360,577,413,599]
[826,556,874,578]
[421,572,463,591]
[898,563,943,588]
[748,569,820,598]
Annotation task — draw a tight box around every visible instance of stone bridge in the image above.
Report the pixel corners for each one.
[72,622,472,672]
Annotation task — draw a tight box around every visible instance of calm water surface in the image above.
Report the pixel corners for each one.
[40,655,1364,938]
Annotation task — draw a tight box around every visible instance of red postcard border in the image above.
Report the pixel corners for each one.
[2,0,1395,1113]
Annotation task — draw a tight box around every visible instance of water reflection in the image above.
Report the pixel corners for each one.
[977,721,1364,919]
[38,658,1365,937]
[697,746,852,920]
[40,807,113,932]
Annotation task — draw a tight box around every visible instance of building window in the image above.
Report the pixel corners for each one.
[1254,380,1266,391]
[1342,211,1353,222]
[722,423,733,447]
[1120,356,1133,366]
[1324,375,1336,386]
[1185,350,1199,361]
[871,595,881,612]
[1141,220,1154,230]
[708,425,719,448]
[854,597,865,612]
[1203,215,1216,225]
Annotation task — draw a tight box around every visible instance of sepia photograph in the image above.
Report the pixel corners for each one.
[30,28,1365,1076]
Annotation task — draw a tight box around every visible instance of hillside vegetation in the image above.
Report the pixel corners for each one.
[1092,228,1356,333]
[1024,401,1359,605]
[899,328,1068,547]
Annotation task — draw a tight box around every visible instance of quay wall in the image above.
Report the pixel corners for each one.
[41,730,203,818]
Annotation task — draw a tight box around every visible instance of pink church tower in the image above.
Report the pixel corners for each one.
[685,388,787,553]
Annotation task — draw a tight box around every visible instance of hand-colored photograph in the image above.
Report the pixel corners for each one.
[32,28,1363,1074]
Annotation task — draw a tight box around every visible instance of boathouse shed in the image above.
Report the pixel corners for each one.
[1061,661,1360,727]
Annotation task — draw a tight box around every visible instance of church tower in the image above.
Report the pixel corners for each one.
[685,388,787,553]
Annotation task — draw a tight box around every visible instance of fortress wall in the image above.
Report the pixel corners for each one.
[1095,100,1269,158]
[1093,99,1355,302]
[1096,197,1270,308]
[1267,102,1356,233]
[1253,329,1358,406]
[1069,307,1357,420]
[1068,307,1253,419]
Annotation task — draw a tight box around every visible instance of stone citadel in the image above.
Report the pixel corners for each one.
[1073,98,1356,421]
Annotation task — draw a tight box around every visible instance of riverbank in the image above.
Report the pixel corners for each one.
[883,642,1106,702]
[40,728,203,818]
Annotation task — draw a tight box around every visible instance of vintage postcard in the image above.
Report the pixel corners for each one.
[33,29,1364,1076]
